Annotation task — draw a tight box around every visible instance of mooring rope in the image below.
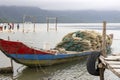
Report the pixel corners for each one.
[33,47,47,74]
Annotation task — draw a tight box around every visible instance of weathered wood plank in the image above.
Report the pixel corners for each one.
[113,69,120,73]
[112,54,120,56]
[105,56,120,61]
[99,55,120,78]
[99,55,107,66]
[107,55,120,58]
[109,65,120,69]
[107,66,120,78]
[101,21,107,57]
[105,61,120,65]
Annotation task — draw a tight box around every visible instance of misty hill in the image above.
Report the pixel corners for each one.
[0,6,120,23]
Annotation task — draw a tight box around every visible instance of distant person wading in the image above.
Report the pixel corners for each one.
[17,24,19,30]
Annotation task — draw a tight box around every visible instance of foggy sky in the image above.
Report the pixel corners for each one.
[0,0,120,10]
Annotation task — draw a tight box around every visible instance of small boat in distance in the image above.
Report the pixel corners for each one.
[0,39,97,67]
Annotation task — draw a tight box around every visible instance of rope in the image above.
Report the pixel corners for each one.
[33,47,46,74]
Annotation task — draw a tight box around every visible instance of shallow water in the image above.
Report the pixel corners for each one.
[0,23,120,80]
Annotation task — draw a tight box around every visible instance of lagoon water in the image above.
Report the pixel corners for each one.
[0,23,120,80]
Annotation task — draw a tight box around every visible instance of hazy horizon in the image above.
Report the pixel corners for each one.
[1,5,120,12]
[0,0,120,11]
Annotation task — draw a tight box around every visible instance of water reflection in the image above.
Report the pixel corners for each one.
[0,74,13,80]
[16,58,87,80]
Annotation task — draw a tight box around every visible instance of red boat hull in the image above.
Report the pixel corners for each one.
[0,39,51,55]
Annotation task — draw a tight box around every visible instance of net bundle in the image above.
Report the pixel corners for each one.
[55,30,112,52]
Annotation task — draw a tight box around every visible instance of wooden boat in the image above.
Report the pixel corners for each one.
[0,39,97,67]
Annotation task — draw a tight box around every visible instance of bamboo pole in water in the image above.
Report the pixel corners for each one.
[8,36,13,73]
[33,23,35,32]
[55,17,57,31]
[46,17,57,32]
[99,21,107,80]
[102,21,107,57]
[46,17,49,32]
[33,16,36,32]
[23,15,25,33]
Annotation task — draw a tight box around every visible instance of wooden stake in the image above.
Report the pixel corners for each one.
[33,23,35,32]
[8,36,10,41]
[99,21,107,80]
[46,17,57,32]
[47,17,49,32]
[8,36,13,73]
[55,17,57,31]
[102,21,107,57]
[99,63,105,80]
[23,15,25,33]
[10,59,13,73]
[33,17,36,32]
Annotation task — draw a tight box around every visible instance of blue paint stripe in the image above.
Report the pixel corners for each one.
[9,52,91,60]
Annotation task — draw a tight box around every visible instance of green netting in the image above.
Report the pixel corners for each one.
[55,30,112,52]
